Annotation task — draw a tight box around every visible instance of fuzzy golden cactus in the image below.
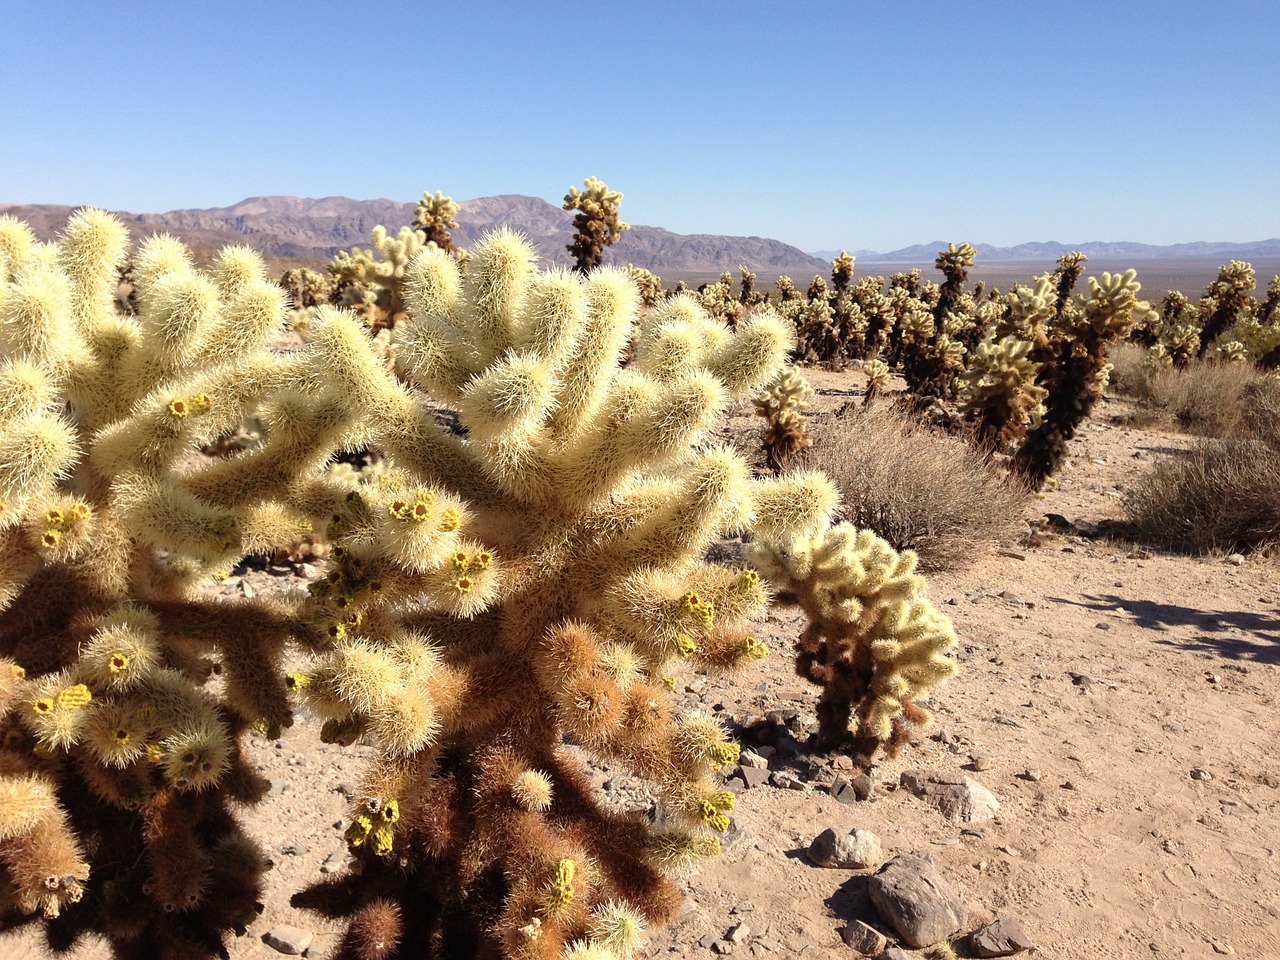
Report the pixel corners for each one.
[413,190,462,253]
[0,209,365,956]
[563,177,630,274]
[329,224,430,332]
[754,368,814,471]
[288,229,836,959]
[958,336,1048,449]
[748,524,958,763]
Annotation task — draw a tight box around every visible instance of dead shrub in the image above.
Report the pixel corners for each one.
[1123,439,1280,553]
[799,404,1028,571]
[1143,362,1271,437]
[1125,375,1280,553]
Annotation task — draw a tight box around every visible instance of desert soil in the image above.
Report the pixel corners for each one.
[7,368,1280,960]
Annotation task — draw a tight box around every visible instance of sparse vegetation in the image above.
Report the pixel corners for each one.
[799,405,1028,572]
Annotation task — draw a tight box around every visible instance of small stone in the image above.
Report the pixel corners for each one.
[739,749,770,769]
[319,849,347,874]
[878,950,915,960]
[807,827,883,869]
[1070,672,1092,688]
[712,940,735,955]
[737,766,772,790]
[831,755,856,771]
[280,842,309,856]
[263,925,314,955]
[1020,769,1043,782]
[829,775,860,805]
[969,915,1034,957]
[867,852,967,948]
[769,770,806,791]
[730,900,756,914]
[840,920,888,955]
[698,932,717,949]
[970,756,994,772]
[1191,768,1213,782]
[997,845,1022,857]
[1225,554,1246,567]
[997,549,1027,560]
[266,780,285,799]
[241,580,255,599]
[1095,622,1112,631]
[726,922,752,944]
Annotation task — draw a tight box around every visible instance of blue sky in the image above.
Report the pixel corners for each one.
[2,1,1276,251]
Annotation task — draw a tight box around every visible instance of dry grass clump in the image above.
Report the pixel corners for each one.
[798,404,1029,571]
[1125,378,1280,553]
[1142,361,1273,437]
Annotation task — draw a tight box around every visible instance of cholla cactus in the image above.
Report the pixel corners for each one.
[958,337,1048,449]
[754,368,814,471]
[329,225,429,332]
[624,265,665,307]
[1014,269,1155,486]
[279,267,334,310]
[698,274,744,327]
[413,190,461,253]
[563,177,631,273]
[288,230,836,959]
[0,210,358,955]
[748,525,958,762]
[1197,260,1256,358]
[861,359,891,406]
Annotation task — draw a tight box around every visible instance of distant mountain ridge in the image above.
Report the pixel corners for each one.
[810,238,1280,263]
[0,194,831,275]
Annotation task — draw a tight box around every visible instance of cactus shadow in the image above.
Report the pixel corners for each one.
[1048,593,1280,664]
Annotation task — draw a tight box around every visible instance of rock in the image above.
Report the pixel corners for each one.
[730,900,755,914]
[851,773,876,800]
[263,925,314,955]
[769,770,806,791]
[829,775,859,805]
[736,765,772,790]
[698,932,717,949]
[1020,769,1043,783]
[832,755,856,771]
[1094,621,1112,631]
[726,921,752,944]
[969,756,994,772]
[1191,768,1213,782]
[1226,553,1246,567]
[280,842,309,856]
[807,827,883,869]
[739,749,770,769]
[867,852,968,948]
[969,915,1034,956]
[878,948,917,959]
[712,941,735,955]
[319,849,347,874]
[900,770,1000,822]
[841,920,888,955]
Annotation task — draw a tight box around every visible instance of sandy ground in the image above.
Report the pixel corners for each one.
[7,370,1280,960]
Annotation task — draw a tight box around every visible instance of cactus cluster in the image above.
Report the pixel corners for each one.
[748,524,958,763]
[753,367,814,472]
[563,177,630,274]
[0,209,363,956]
[280,231,841,959]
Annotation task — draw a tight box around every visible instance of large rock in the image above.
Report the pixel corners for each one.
[969,915,1034,956]
[900,769,1000,822]
[807,826,883,868]
[867,852,968,948]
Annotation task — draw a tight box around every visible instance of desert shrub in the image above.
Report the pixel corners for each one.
[1107,342,1152,397]
[1143,361,1273,437]
[1124,438,1280,553]
[799,405,1028,571]
[1126,374,1280,552]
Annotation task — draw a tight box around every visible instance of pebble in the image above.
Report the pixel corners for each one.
[1020,769,1043,782]
[726,922,752,944]
[263,925,314,955]
[1225,554,1246,567]
[730,900,755,914]
[970,756,994,772]
[739,750,770,770]
[769,771,806,791]
[1191,768,1213,782]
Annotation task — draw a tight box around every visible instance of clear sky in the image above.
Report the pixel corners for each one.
[2,1,1276,252]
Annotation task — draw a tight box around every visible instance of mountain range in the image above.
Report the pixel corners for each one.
[810,239,1280,262]
[0,194,831,275]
